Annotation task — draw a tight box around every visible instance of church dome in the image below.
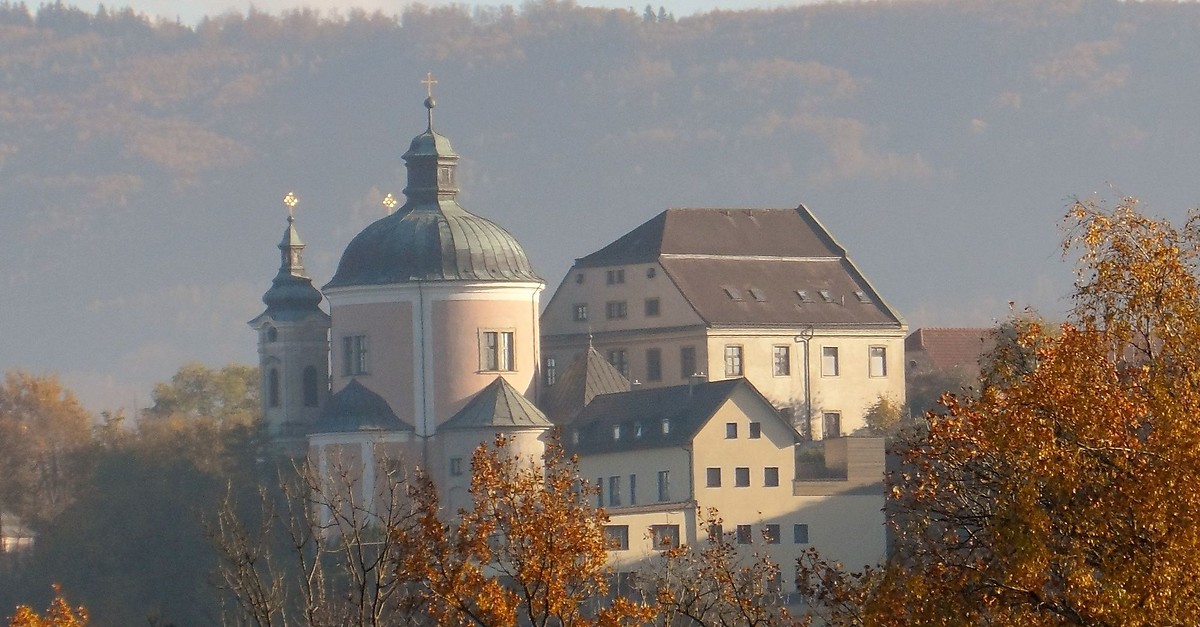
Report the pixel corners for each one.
[325,97,541,289]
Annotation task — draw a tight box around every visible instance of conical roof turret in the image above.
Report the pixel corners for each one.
[251,193,327,323]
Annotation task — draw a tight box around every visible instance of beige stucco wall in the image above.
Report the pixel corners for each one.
[541,262,703,338]
[576,446,692,510]
[329,301,416,426]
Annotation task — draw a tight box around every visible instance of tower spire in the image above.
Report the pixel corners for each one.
[421,72,438,131]
[279,191,306,277]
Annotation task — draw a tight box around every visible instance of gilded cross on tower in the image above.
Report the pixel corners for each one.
[283,191,298,222]
[382,193,397,215]
[421,72,438,99]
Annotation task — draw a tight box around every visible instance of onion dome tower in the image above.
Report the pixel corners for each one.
[321,79,545,461]
[249,193,331,443]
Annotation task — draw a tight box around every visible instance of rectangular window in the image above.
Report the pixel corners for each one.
[821,346,839,376]
[735,467,750,487]
[725,422,738,439]
[596,477,603,507]
[629,474,637,505]
[572,303,588,322]
[607,349,629,378]
[794,523,810,544]
[651,524,681,549]
[544,356,557,386]
[869,346,887,377]
[342,335,368,376]
[764,466,779,487]
[605,525,630,550]
[657,470,670,501]
[708,523,723,543]
[680,346,697,379]
[749,422,761,439]
[645,348,662,381]
[736,524,752,545]
[823,412,842,439]
[724,345,744,377]
[661,418,671,434]
[772,345,791,376]
[481,331,515,371]
[764,524,781,544]
[605,301,628,320]
[644,298,660,317]
[608,476,621,506]
[450,458,463,477]
[706,467,721,487]
[606,269,625,284]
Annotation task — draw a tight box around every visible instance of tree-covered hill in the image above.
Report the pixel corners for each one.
[4,0,1200,411]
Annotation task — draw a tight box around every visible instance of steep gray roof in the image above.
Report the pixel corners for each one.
[250,215,328,325]
[567,378,755,456]
[441,376,553,431]
[571,207,903,328]
[540,347,631,425]
[311,379,413,434]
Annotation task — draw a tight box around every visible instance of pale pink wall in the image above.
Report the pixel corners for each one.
[331,302,416,426]
[431,298,538,427]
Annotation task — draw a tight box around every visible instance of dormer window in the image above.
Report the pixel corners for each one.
[612,424,621,440]
[749,288,767,302]
[723,287,743,301]
[661,418,671,434]
[818,290,834,303]
[634,422,644,438]
[854,290,871,303]
[796,290,814,303]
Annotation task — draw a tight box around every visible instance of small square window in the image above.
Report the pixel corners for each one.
[644,298,660,317]
[651,524,680,549]
[450,457,463,477]
[764,524,781,544]
[794,523,810,544]
[764,466,779,487]
[572,303,588,322]
[725,422,738,439]
[749,422,761,439]
[735,467,750,487]
[706,467,721,487]
[736,524,752,544]
[605,525,630,550]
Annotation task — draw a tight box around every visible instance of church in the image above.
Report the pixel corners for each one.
[249,89,893,583]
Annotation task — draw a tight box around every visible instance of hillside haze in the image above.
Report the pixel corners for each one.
[3,0,1199,412]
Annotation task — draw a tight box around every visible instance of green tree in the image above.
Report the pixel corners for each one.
[143,362,259,426]
[798,196,1200,624]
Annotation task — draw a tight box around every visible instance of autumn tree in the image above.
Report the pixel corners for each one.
[143,362,259,426]
[0,372,93,526]
[636,509,806,627]
[7,586,88,627]
[396,435,653,627]
[798,196,1200,624]
[858,394,915,437]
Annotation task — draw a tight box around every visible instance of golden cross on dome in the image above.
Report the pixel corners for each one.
[421,72,438,99]
[382,193,397,213]
[283,191,298,221]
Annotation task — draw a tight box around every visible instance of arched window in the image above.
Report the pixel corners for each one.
[268,368,280,408]
[303,366,319,407]
[265,326,278,342]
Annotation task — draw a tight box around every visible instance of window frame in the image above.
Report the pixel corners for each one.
[735,467,750,487]
[480,330,516,372]
[794,523,810,544]
[605,300,628,320]
[342,334,369,376]
[772,344,791,377]
[764,524,781,545]
[724,344,744,377]
[657,470,670,501]
[869,345,887,378]
[605,525,630,551]
[736,524,752,545]
[607,349,629,378]
[725,422,738,439]
[572,303,588,322]
[644,297,660,317]
[608,476,621,506]
[646,348,662,381]
[749,422,761,439]
[706,467,722,488]
[764,466,780,487]
[823,411,842,439]
[650,524,681,549]
[680,346,697,379]
[821,345,840,377]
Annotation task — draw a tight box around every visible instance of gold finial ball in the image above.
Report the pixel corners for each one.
[283,191,298,220]
[382,193,398,213]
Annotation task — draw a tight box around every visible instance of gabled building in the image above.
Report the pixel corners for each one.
[567,377,886,583]
[541,206,907,438]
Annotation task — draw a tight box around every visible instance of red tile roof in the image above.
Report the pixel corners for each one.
[905,327,994,371]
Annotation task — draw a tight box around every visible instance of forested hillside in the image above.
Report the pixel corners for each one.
[4,0,1200,410]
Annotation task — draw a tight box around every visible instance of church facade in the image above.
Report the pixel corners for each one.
[250,92,891,587]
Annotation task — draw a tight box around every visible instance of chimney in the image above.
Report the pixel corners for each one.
[688,372,708,396]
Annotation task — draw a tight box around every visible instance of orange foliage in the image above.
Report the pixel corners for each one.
[8,586,88,627]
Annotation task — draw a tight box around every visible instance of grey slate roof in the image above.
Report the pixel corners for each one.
[567,378,752,456]
[250,217,328,325]
[311,379,413,434]
[540,347,631,425]
[441,376,553,431]
[570,206,903,328]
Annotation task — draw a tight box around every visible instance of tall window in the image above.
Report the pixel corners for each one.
[869,346,887,377]
[572,304,588,322]
[657,470,670,501]
[680,346,697,379]
[772,345,790,376]
[544,356,557,386]
[725,422,738,439]
[749,422,761,438]
[302,365,319,407]
[450,458,463,476]
[605,301,628,320]
[794,524,810,544]
[764,466,780,487]
[736,525,752,545]
[724,345,743,377]
[267,368,280,408]
[608,349,629,378]
[646,348,662,381]
[608,476,621,506]
[644,298,660,317]
[629,474,637,505]
[482,331,515,371]
[823,412,842,439]
[342,335,368,376]
[821,346,839,376]
[764,524,781,544]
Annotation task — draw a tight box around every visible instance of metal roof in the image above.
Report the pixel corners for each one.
[540,346,631,424]
[310,379,413,434]
[441,376,553,431]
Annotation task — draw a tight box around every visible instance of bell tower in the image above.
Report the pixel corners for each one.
[249,192,331,445]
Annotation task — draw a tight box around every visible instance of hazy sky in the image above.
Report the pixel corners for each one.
[106,0,823,24]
